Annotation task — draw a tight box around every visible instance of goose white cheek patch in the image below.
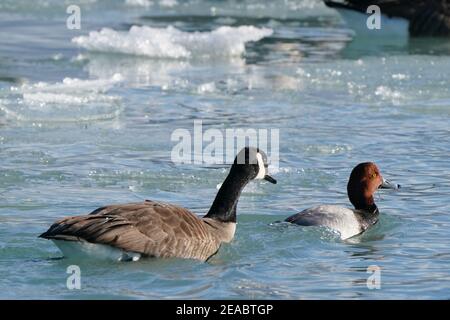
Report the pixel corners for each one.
[255,153,266,179]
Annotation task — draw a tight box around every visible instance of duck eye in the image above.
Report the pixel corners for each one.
[371,173,377,179]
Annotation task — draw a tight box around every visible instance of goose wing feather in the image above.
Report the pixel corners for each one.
[40,201,220,260]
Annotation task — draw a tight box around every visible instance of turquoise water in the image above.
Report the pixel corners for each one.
[1,0,450,299]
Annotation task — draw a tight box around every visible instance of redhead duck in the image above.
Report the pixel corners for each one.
[40,147,276,262]
[285,162,399,239]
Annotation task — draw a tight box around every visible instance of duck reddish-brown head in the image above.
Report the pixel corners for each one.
[347,162,386,211]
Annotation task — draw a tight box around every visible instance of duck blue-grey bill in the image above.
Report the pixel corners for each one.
[380,178,400,189]
[264,175,277,184]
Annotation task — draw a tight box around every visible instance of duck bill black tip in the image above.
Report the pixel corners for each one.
[264,175,277,184]
[380,178,400,190]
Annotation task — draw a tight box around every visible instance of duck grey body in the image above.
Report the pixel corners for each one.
[285,162,397,240]
[40,147,276,261]
[285,205,379,239]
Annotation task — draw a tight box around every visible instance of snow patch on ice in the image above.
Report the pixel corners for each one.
[73,25,273,59]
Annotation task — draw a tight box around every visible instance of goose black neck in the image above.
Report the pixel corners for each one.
[205,168,249,223]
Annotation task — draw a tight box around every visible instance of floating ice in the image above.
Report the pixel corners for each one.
[17,74,123,95]
[73,25,273,59]
[83,54,191,89]
[375,85,404,101]
[125,0,154,7]
[0,74,123,122]
[305,144,352,155]
[392,73,409,81]
[197,82,216,94]
[159,0,178,7]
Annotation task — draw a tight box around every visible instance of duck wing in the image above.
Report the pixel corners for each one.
[285,205,362,239]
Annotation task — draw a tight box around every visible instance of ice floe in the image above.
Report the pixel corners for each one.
[0,74,123,122]
[73,25,273,59]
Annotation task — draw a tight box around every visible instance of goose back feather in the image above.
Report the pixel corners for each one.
[40,200,235,261]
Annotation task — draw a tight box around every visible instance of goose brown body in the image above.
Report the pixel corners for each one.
[39,147,276,262]
[40,200,235,261]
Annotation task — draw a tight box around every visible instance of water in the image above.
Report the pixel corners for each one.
[0,0,450,299]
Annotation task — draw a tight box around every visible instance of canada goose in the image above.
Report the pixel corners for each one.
[39,147,276,262]
[324,0,450,37]
[285,162,399,239]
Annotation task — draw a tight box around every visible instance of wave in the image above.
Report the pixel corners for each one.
[0,74,123,123]
[72,25,273,59]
